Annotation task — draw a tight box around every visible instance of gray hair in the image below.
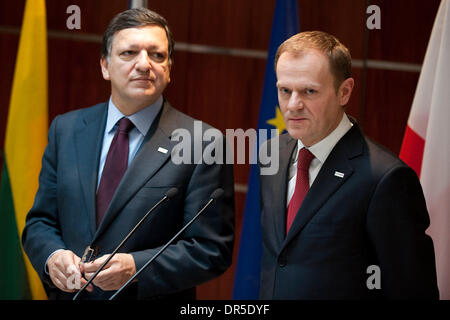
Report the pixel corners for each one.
[101,8,174,66]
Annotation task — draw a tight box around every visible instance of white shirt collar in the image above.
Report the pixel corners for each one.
[105,96,163,136]
[295,113,353,163]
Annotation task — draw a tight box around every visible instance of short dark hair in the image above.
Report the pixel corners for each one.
[275,31,352,91]
[101,8,174,66]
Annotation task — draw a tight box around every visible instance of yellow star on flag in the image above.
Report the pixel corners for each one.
[266,106,286,135]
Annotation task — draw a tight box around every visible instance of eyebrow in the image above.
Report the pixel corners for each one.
[117,44,165,51]
[276,82,321,88]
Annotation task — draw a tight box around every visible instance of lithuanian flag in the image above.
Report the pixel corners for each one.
[0,0,48,299]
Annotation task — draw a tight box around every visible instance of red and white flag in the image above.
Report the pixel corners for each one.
[400,0,450,300]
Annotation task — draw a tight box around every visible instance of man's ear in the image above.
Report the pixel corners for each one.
[338,77,354,106]
[167,61,172,84]
[100,57,110,80]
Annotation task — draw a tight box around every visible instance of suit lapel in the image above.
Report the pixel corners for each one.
[74,103,108,237]
[93,101,177,240]
[270,136,297,247]
[281,124,364,249]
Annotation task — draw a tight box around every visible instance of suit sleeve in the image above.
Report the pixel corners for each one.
[366,165,439,299]
[22,116,67,283]
[130,135,235,298]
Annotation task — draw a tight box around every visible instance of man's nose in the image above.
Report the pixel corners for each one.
[135,50,151,72]
[286,92,304,111]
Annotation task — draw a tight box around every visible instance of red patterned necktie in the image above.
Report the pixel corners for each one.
[286,147,315,234]
[96,117,134,227]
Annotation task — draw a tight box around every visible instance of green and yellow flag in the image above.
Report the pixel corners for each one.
[0,0,48,299]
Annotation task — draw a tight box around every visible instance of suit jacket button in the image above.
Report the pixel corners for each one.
[278,258,287,267]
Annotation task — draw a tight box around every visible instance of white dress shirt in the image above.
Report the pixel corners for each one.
[286,113,353,206]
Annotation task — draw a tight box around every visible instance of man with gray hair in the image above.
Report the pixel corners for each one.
[22,8,234,300]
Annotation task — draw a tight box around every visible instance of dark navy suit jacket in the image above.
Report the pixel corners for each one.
[259,121,439,299]
[22,100,235,300]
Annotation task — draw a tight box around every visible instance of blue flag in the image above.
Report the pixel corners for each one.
[232,0,299,299]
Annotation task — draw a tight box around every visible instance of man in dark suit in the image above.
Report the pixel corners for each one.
[22,8,234,300]
[259,31,438,299]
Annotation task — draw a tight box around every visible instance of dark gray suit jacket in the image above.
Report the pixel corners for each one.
[22,99,235,300]
[259,122,439,299]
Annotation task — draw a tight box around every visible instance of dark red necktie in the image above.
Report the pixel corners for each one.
[286,147,315,234]
[96,117,134,227]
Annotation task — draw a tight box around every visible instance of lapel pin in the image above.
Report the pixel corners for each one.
[158,147,168,154]
[334,171,345,178]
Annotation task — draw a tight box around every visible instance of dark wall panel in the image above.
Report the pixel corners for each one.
[166,52,266,133]
[187,0,275,50]
[197,191,247,299]
[368,0,440,63]
[364,69,420,154]
[46,0,127,34]
[0,0,25,27]
[0,34,19,154]
[48,38,110,120]
[298,0,367,59]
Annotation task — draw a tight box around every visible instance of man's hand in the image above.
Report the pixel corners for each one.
[46,249,93,293]
[81,253,136,291]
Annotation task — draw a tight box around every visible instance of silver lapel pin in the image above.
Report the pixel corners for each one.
[334,171,345,178]
[158,147,168,154]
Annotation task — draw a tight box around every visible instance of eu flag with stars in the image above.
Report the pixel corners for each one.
[233,0,300,299]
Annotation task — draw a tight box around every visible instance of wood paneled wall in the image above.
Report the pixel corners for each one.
[0,0,440,299]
